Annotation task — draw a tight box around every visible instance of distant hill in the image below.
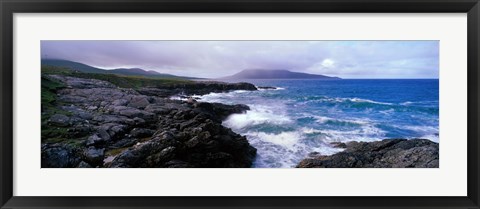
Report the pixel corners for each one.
[108,68,162,76]
[220,69,341,80]
[41,59,197,79]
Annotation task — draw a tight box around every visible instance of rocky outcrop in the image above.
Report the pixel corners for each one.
[138,82,257,97]
[297,139,439,168]
[41,75,257,168]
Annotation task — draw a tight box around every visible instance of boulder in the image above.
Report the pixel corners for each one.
[83,147,105,166]
[128,96,151,109]
[129,128,155,138]
[86,134,104,146]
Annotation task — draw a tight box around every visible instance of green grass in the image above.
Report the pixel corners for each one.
[41,65,193,89]
[41,75,70,121]
[41,74,74,144]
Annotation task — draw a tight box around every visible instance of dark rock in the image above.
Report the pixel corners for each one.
[86,134,104,146]
[68,124,94,138]
[297,139,439,168]
[130,128,155,138]
[128,96,150,109]
[137,88,175,97]
[118,108,155,121]
[144,105,171,114]
[145,146,177,167]
[257,86,277,90]
[83,147,105,166]
[194,102,250,121]
[110,137,138,148]
[99,123,127,140]
[330,142,347,148]
[41,144,81,168]
[77,161,92,168]
[93,115,134,125]
[138,82,257,97]
[164,160,193,168]
[48,114,70,127]
[112,99,129,106]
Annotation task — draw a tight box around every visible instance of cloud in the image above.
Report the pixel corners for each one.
[41,40,439,78]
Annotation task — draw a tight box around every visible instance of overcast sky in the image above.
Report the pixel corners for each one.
[41,40,439,79]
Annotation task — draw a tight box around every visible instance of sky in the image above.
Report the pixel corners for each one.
[41,40,439,79]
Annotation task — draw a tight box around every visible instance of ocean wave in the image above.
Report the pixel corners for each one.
[169,96,188,101]
[400,100,439,106]
[312,115,371,126]
[244,130,344,168]
[247,131,303,148]
[301,125,386,143]
[198,91,247,103]
[223,104,293,130]
[307,96,394,106]
[396,125,439,142]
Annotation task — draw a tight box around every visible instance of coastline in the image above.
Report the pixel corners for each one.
[41,73,439,168]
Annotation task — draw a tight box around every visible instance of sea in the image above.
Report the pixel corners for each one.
[196,79,439,168]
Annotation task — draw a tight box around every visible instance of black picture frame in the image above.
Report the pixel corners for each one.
[1,0,479,208]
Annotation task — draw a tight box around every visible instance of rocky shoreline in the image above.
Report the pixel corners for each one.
[41,74,257,168]
[297,139,439,168]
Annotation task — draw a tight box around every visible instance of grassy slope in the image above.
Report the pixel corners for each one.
[41,65,193,89]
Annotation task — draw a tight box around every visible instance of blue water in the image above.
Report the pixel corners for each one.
[198,79,439,168]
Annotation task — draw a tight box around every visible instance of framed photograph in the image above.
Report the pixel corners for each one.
[1,0,479,208]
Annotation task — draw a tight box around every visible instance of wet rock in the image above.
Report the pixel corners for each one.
[194,102,250,121]
[138,82,257,97]
[257,86,277,90]
[297,139,439,168]
[330,142,347,148]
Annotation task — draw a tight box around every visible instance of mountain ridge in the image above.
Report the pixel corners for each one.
[41,59,196,79]
[220,69,341,80]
